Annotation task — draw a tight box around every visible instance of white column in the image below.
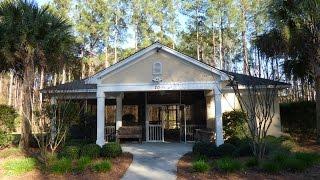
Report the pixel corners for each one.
[96,92,105,147]
[205,90,215,129]
[116,94,123,131]
[145,93,149,142]
[215,86,224,146]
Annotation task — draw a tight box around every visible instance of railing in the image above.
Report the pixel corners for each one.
[106,125,116,135]
[148,124,163,142]
[181,124,205,141]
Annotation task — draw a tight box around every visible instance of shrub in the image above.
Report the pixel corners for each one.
[218,143,236,157]
[223,110,248,139]
[59,146,80,159]
[101,142,122,158]
[283,157,307,172]
[0,105,18,148]
[74,156,92,172]
[225,137,242,147]
[81,144,101,159]
[50,157,72,174]
[245,157,259,167]
[272,152,290,164]
[3,157,36,176]
[192,142,219,157]
[262,161,281,173]
[232,141,253,157]
[294,152,320,166]
[192,160,210,172]
[215,157,243,172]
[92,160,112,172]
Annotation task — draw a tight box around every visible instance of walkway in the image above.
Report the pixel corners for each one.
[121,142,192,180]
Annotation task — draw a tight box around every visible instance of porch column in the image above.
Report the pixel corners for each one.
[214,86,224,146]
[205,90,215,129]
[116,93,123,131]
[96,92,105,147]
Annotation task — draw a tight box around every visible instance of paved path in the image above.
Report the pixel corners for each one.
[121,142,192,180]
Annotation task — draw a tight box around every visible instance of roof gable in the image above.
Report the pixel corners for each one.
[85,42,229,84]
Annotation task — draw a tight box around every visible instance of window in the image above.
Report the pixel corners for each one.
[153,62,162,75]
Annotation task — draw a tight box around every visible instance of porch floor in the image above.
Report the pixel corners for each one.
[121,142,192,180]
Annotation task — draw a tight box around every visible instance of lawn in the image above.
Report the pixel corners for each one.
[177,136,320,179]
[0,142,133,180]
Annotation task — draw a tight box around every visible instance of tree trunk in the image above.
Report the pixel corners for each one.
[62,65,66,84]
[0,74,2,94]
[8,71,14,106]
[114,14,118,64]
[81,62,86,79]
[19,56,34,149]
[105,45,109,68]
[211,27,216,67]
[242,31,249,74]
[39,67,44,110]
[315,68,320,143]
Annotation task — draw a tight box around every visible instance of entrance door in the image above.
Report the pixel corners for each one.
[147,105,186,142]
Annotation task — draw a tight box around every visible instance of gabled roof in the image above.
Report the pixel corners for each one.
[42,42,290,93]
[85,42,229,84]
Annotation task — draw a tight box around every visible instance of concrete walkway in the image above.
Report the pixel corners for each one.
[121,142,192,180]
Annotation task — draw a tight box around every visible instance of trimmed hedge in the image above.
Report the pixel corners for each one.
[192,142,220,157]
[59,146,80,160]
[80,144,101,158]
[217,143,236,157]
[101,142,122,158]
[280,101,316,134]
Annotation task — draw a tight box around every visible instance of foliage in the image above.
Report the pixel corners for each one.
[215,157,243,172]
[192,159,210,173]
[50,157,72,174]
[59,145,80,160]
[80,144,101,159]
[192,142,219,157]
[280,101,316,134]
[0,105,18,148]
[294,152,320,167]
[92,160,112,172]
[2,158,36,176]
[217,143,236,157]
[74,156,92,172]
[261,161,281,173]
[245,157,259,167]
[0,105,18,133]
[101,142,122,158]
[223,110,248,139]
[232,141,253,157]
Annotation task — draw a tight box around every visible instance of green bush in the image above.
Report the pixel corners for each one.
[223,110,248,139]
[245,157,259,167]
[92,160,112,172]
[192,160,210,172]
[294,152,320,166]
[0,105,18,148]
[101,142,122,158]
[81,144,101,158]
[50,157,72,174]
[2,157,36,176]
[225,137,242,147]
[59,146,80,159]
[280,101,316,134]
[192,142,219,157]
[215,157,243,172]
[283,158,307,172]
[74,156,92,172]
[262,161,281,173]
[232,141,253,157]
[218,143,236,157]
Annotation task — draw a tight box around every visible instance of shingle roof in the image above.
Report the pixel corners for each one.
[42,79,96,92]
[221,70,290,86]
[42,42,290,92]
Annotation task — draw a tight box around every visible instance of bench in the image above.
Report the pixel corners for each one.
[116,126,142,143]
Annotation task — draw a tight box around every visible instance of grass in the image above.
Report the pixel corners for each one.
[50,157,72,174]
[92,160,112,172]
[2,157,36,176]
[74,156,92,172]
[0,147,22,158]
[215,157,243,172]
[262,161,282,173]
[245,157,259,167]
[192,159,210,172]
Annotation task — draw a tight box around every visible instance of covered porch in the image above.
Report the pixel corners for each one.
[95,83,224,146]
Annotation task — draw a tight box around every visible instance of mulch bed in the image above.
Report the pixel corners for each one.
[0,152,133,180]
[177,142,320,180]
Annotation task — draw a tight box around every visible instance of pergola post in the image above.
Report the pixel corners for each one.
[214,85,224,146]
[96,91,105,147]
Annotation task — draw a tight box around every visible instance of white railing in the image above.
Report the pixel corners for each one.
[148,124,163,142]
[106,125,116,135]
[181,124,205,141]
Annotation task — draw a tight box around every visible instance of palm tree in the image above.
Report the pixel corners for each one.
[0,0,75,148]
